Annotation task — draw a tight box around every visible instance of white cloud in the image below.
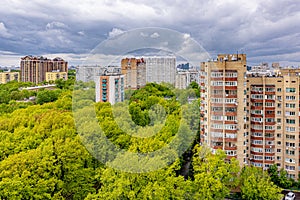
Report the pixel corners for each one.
[0,22,12,38]
[46,21,68,30]
[108,28,125,38]
[150,32,160,38]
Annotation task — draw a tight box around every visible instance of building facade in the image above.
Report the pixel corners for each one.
[145,57,176,85]
[76,66,105,82]
[200,54,248,165]
[20,56,68,84]
[175,69,200,89]
[0,72,20,84]
[45,71,68,82]
[95,72,125,105]
[121,58,146,89]
[246,69,300,179]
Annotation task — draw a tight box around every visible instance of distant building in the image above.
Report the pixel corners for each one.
[45,71,68,82]
[76,66,105,82]
[0,72,20,84]
[175,69,200,89]
[95,70,124,105]
[177,63,190,70]
[20,56,68,84]
[121,58,146,89]
[145,57,176,85]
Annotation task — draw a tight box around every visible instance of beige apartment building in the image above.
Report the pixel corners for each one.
[20,56,68,84]
[246,69,300,179]
[121,58,146,89]
[201,53,300,179]
[45,71,68,82]
[0,72,20,84]
[200,54,248,165]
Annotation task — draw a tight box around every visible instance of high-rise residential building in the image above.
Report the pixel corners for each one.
[246,68,300,179]
[0,72,20,84]
[76,66,105,82]
[145,57,176,85]
[201,54,300,179]
[20,56,68,84]
[121,58,146,89]
[45,71,68,82]
[95,71,124,105]
[200,54,248,165]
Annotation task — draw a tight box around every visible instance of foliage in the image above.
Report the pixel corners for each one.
[268,164,294,189]
[240,166,283,200]
[192,145,240,199]
[0,82,286,199]
[36,90,62,104]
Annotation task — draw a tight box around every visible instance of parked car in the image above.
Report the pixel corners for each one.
[285,192,295,200]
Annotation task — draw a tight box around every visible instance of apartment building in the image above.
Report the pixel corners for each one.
[246,69,300,179]
[45,71,68,82]
[20,56,68,84]
[200,54,248,165]
[145,57,176,85]
[0,72,20,84]
[95,71,125,105]
[121,58,146,89]
[175,69,200,89]
[76,65,105,82]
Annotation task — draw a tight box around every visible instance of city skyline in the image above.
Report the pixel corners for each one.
[0,0,300,67]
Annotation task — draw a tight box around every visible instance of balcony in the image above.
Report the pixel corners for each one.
[225,146,237,150]
[225,137,237,142]
[226,155,237,160]
[250,151,263,155]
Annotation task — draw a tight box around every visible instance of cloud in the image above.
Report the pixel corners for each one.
[0,22,12,38]
[150,32,160,38]
[0,0,300,66]
[108,28,125,38]
[46,21,68,30]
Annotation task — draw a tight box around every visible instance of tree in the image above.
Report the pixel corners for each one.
[191,145,240,199]
[240,166,283,200]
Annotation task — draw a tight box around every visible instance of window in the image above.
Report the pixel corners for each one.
[277,149,281,153]
[277,134,282,138]
[277,118,281,123]
[286,96,296,100]
[277,111,281,115]
[277,88,282,92]
[286,119,296,124]
[285,111,296,116]
[286,88,296,93]
[286,134,296,140]
[286,103,296,108]
[277,141,281,145]
[277,156,281,160]
[286,127,296,132]
[277,103,281,108]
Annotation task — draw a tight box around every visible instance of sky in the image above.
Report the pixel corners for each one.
[0,0,300,67]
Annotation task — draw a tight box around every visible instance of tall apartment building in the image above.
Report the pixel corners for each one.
[95,71,125,105]
[0,72,20,84]
[20,56,68,84]
[145,57,176,85]
[121,58,146,89]
[246,69,300,179]
[200,54,248,165]
[76,66,105,82]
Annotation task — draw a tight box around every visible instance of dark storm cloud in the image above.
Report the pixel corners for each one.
[0,0,299,66]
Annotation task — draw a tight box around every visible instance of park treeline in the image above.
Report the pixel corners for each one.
[0,81,285,199]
